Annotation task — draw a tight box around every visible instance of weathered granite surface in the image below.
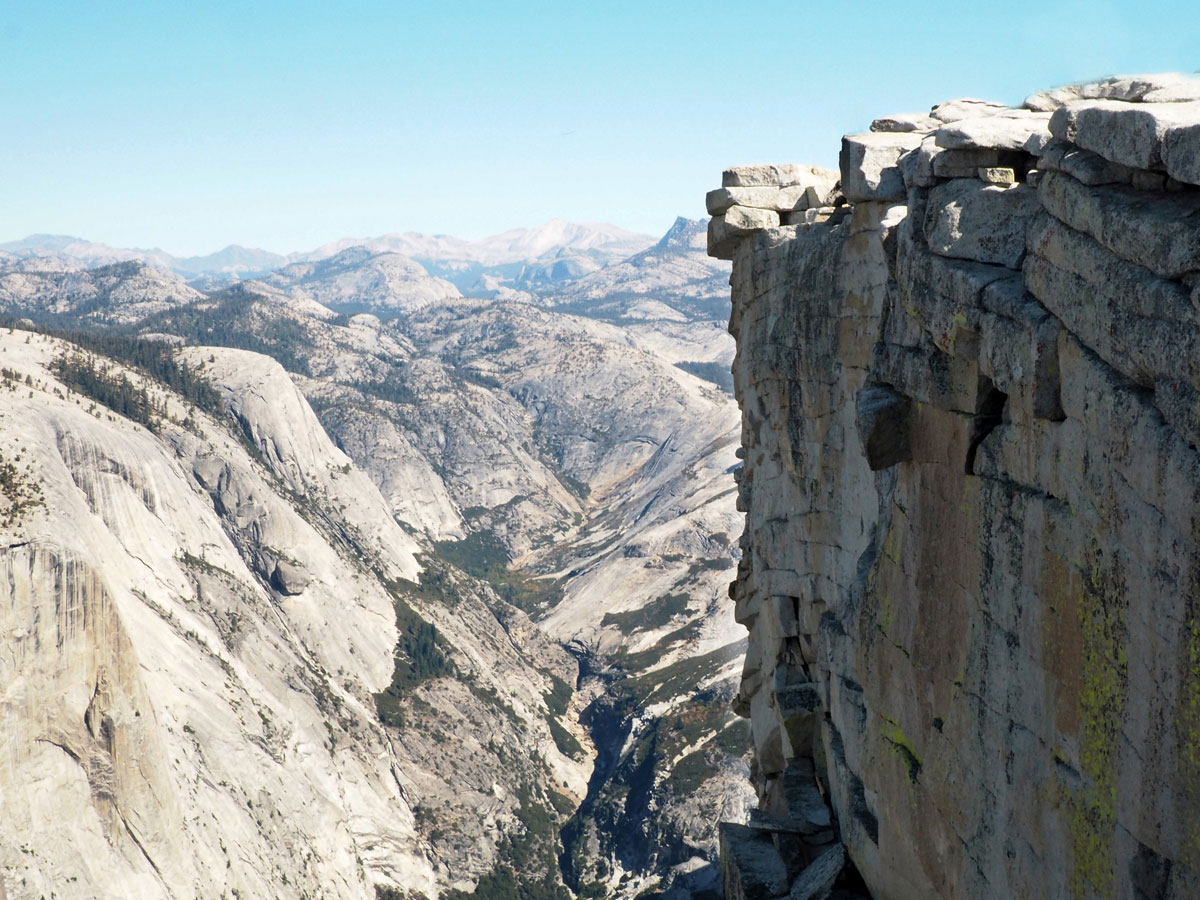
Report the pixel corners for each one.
[712,73,1200,899]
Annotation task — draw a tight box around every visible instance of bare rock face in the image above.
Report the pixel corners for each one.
[711,75,1200,900]
[0,333,593,899]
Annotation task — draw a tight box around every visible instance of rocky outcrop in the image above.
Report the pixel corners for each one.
[712,74,1200,899]
[0,259,203,324]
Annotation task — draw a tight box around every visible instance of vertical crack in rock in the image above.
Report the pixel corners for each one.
[965,375,1007,475]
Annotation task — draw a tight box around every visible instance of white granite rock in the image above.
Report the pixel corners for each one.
[840,132,923,201]
[871,113,939,133]
[929,97,1008,123]
[1049,98,1200,171]
[934,111,1051,152]
[1025,73,1200,110]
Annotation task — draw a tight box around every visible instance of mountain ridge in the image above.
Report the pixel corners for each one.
[1,219,656,286]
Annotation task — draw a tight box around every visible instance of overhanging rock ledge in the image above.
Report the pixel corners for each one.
[711,72,1200,900]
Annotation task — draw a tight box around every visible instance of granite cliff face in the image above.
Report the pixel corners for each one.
[711,74,1200,899]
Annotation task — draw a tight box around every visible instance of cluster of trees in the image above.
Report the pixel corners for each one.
[52,352,166,431]
[0,451,44,529]
[134,294,315,376]
[2,318,224,419]
[373,583,455,728]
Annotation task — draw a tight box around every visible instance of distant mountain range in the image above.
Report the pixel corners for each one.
[0,219,656,292]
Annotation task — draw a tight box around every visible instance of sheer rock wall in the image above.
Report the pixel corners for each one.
[711,75,1200,899]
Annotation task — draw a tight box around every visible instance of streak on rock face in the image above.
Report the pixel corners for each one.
[711,74,1200,900]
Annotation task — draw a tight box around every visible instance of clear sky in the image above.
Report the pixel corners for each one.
[3,0,1198,255]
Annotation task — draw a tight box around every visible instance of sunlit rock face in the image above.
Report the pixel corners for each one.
[714,74,1200,899]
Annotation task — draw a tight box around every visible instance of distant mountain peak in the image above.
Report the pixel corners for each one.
[655,217,708,251]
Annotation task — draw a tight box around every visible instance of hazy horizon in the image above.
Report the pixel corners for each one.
[0,216,664,261]
[4,0,1199,255]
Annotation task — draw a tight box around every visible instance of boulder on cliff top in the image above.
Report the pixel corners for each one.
[840,132,923,202]
[871,112,939,134]
[1024,72,1200,110]
[723,163,838,188]
[933,110,1051,152]
[1049,99,1200,173]
[929,97,1009,123]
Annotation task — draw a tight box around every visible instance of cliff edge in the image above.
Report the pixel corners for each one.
[711,73,1200,899]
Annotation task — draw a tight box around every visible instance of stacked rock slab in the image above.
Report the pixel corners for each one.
[711,73,1200,899]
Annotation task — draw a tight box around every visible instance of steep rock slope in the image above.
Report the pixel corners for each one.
[0,331,587,899]
[713,73,1200,900]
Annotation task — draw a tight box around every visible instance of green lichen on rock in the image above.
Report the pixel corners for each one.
[881,715,922,783]
[1067,559,1128,900]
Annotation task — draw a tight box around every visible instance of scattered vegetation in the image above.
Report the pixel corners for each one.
[52,352,169,431]
[1,320,224,417]
[375,887,430,900]
[543,674,572,719]
[433,529,564,615]
[373,577,455,728]
[0,450,44,528]
[548,718,585,760]
[134,294,316,375]
[351,369,419,406]
[601,593,690,634]
[443,781,571,900]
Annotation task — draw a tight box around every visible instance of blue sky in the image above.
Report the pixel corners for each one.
[2,0,1197,254]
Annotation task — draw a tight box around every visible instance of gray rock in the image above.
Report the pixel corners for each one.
[929,97,1008,122]
[789,843,846,900]
[1037,169,1200,279]
[1049,98,1200,171]
[715,73,1200,900]
[1024,211,1200,388]
[270,560,310,595]
[709,207,781,260]
[924,180,1038,269]
[1038,139,1139,186]
[721,822,792,900]
[840,132,923,202]
[1161,120,1200,185]
[724,164,838,188]
[912,135,1027,187]
[933,111,1051,152]
[708,186,788,215]
[870,113,939,134]
[1024,73,1200,110]
[977,167,1017,185]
